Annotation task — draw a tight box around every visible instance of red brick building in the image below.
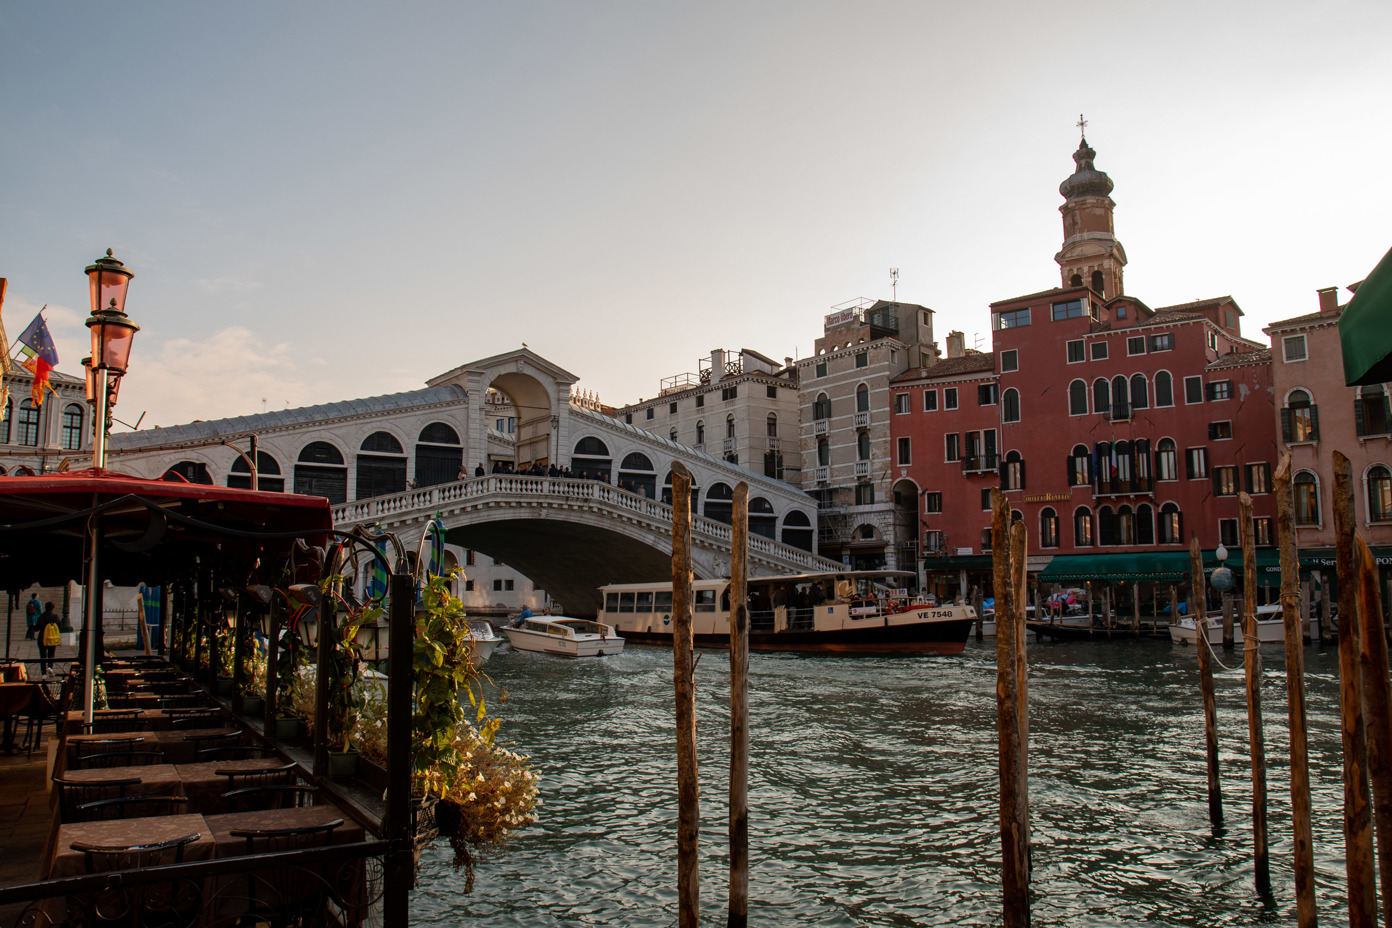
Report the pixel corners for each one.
[891,136,1280,598]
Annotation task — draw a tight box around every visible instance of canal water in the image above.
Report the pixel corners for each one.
[413,638,1356,926]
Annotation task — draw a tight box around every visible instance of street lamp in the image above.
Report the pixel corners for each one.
[84,250,138,469]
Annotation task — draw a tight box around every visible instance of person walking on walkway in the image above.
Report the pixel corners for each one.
[23,593,39,640]
[36,602,60,675]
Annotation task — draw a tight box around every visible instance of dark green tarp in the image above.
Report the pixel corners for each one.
[1340,244,1392,386]
[1038,552,1194,583]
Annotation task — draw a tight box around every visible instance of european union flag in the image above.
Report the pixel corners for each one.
[16,313,58,365]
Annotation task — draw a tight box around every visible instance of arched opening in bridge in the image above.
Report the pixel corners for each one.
[749,496,776,539]
[662,470,699,508]
[487,370,556,469]
[780,510,813,552]
[165,461,212,485]
[295,441,347,503]
[358,431,407,499]
[228,450,284,492]
[416,422,463,487]
[704,482,733,524]
[617,452,656,498]
[572,436,612,483]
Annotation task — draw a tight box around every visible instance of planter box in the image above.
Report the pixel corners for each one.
[216,677,235,697]
[274,716,302,741]
[327,750,360,779]
[241,695,264,716]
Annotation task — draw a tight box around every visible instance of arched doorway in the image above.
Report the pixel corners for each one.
[416,422,463,487]
[572,436,612,482]
[892,479,921,579]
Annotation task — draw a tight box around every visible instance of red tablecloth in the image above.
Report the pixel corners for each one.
[48,813,214,878]
[174,759,299,815]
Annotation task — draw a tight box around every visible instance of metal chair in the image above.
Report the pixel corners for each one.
[224,784,319,813]
[169,715,224,730]
[75,794,190,821]
[183,731,242,755]
[80,710,142,734]
[22,676,71,759]
[228,821,342,926]
[162,707,221,723]
[197,744,278,761]
[73,737,144,767]
[52,776,141,823]
[158,695,204,709]
[79,749,168,769]
[217,762,298,793]
[68,835,204,926]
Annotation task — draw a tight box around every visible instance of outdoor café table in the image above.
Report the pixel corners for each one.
[0,682,38,752]
[155,728,244,765]
[46,813,215,878]
[53,763,184,811]
[63,708,167,735]
[175,759,299,815]
[64,731,161,769]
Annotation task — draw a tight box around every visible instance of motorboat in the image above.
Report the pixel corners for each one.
[1169,605,1287,645]
[503,616,625,658]
[467,619,504,665]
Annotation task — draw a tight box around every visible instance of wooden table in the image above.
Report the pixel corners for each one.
[175,759,299,814]
[52,763,185,818]
[47,813,214,878]
[154,728,243,764]
[205,805,364,855]
[63,731,160,768]
[0,682,38,752]
[63,707,227,735]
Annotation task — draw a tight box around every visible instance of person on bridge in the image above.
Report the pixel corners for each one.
[474,464,485,477]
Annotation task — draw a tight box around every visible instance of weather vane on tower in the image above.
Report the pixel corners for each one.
[1077,113,1087,140]
[890,267,899,302]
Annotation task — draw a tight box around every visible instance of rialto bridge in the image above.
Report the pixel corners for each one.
[108,348,836,615]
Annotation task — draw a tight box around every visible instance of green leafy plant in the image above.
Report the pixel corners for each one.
[318,576,382,753]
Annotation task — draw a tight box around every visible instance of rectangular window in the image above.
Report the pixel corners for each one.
[981,488,993,511]
[465,550,476,566]
[669,402,678,414]
[815,361,827,378]
[1184,376,1204,404]
[923,530,945,553]
[505,579,515,592]
[997,308,1031,329]
[1127,336,1146,356]
[1001,349,1018,373]
[722,385,738,401]
[1283,335,1307,362]
[1149,333,1174,352]
[766,385,778,399]
[945,433,961,462]
[855,483,875,505]
[695,590,716,613]
[924,492,942,514]
[1209,421,1233,440]
[1115,304,1127,319]
[978,383,998,406]
[645,407,654,420]
[894,393,910,414]
[944,388,958,410]
[981,527,993,551]
[1186,447,1208,479]
[1219,518,1239,548]
[1246,462,1271,494]
[492,579,503,592]
[1205,380,1232,401]
[696,394,705,408]
[1213,465,1237,496]
[1090,341,1109,361]
[1254,517,1274,546]
[464,579,475,592]
[923,390,938,412]
[1051,299,1086,321]
[855,351,869,368]
[1066,340,1085,364]
[897,437,911,465]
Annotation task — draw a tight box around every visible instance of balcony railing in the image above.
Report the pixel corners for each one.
[961,453,999,474]
[1106,402,1132,422]
[813,419,829,435]
[814,466,829,483]
[722,438,736,453]
[1094,475,1153,497]
[853,461,870,478]
[853,412,870,429]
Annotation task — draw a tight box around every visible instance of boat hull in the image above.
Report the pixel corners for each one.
[618,618,974,655]
[1169,616,1287,645]
[502,627,625,658]
[1027,620,1169,641]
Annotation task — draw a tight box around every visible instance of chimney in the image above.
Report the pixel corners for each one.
[946,331,965,359]
[710,349,725,380]
[784,357,793,369]
[1317,287,1340,315]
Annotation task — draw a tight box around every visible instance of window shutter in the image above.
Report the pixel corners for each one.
[1355,398,1367,437]
[1185,449,1195,480]
[1154,446,1163,481]
[1212,469,1222,496]
[1280,408,1293,444]
[999,459,1008,484]
[1384,396,1392,432]
[1208,422,1218,440]
[1176,511,1184,542]
[1066,454,1076,486]
[1019,460,1027,491]
[1309,405,1320,441]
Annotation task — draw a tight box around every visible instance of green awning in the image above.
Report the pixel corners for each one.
[1038,552,1194,583]
[1340,244,1392,386]
[923,554,994,571]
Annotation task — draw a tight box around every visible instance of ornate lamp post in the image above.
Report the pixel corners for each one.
[84,249,137,469]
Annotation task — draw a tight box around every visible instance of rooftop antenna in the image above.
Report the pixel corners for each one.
[973,332,984,352]
[890,268,899,302]
[1077,113,1088,141]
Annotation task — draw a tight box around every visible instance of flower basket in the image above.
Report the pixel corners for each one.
[412,794,441,850]
[328,748,360,779]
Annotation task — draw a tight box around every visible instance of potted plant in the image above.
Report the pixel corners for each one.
[241,645,266,717]
[273,605,308,740]
[323,580,378,778]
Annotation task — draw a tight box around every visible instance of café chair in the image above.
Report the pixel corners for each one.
[73,737,144,766]
[79,750,168,769]
[22,676,71,759]
[224,785,318,813]
[52,776,141,823]
[183,731,242,755]
[75,794,191,821]
[163,707,220,722]
[73,832,202,872]
[80,710,142,734]
[217,762,298,793]
[229,822,342,926]
[169,715,223,730]
[158,695,204,710]
[198,745,277,761]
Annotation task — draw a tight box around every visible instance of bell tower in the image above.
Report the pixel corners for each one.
[1055,117,1126,299]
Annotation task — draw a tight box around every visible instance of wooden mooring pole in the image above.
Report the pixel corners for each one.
[992,489,1029,927]
[1190,537,1223,828]
[1222,591,1235,650]
[670,461,700,928]
[729,482,750,928]
[1356,535,1392,928]
[1274,454,1316,927]
[1238,491,1270,895]
[1333,451,1377,927]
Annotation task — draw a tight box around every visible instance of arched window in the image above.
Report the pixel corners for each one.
[61,404,84,451]
[618,452,656,498]
[749,497,777,539]
[1003,450,1025,490]
[1069,380,1088,416]
[662,470,699,510]
[1112,440,1132,483]
[1154,370,1174,407]
[1369,465,1392,522]
[813,393,831,420]
[1156,439,1177,481]
[1091,270,1105,296]
[1097,505,1119,546]
[1158,503,1183,544]
[1070,273,1083,287]
[0,399,11,444]
[1136,503,1154,545]
[415,422,463,487]
[1002,388,1020,423]
[1117,505,1135,545]
[857,431,871,461]
[1092,378,1110,416]
[295,442,347,503]
[1294,471,1320,525]
[165,461,213,485]
[1040,508,1059,548]
[856,384,870,413]
[357,431,407,499]
[17,400,40,447]
[572,436,612,483]
[766,414,778,438]
[704,482,734,525]
[817,439,830,467]
[725,415,736,440]
[1111,375,1130,419]
[669,428,678,442]
[781,510,814,552]
[229,450,285,492]
[1357,385,1391,436]
[1131,374,1149,410]
[1283,389,1319,443]
[695,421,705,446]
[1069,444,1091,486]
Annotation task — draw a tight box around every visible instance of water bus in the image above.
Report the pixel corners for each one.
[598,570,975,655]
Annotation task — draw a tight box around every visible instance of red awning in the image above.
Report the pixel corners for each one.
[0,467,333,588]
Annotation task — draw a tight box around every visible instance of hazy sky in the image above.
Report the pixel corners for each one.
[3,2,1389,429]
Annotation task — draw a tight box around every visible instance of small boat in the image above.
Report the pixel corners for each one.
[503,617,626,658]
[1169,605,1287,645]
[467,620,504,665]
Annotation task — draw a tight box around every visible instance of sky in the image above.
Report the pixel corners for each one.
[2,1,1390,430]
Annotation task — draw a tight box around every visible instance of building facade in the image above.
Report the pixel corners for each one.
[0,369,91,473]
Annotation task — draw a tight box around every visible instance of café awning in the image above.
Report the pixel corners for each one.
[1340,244,1392,386]
[1038,552,1193,583]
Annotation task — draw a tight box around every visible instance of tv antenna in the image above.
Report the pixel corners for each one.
[890,268,899,302]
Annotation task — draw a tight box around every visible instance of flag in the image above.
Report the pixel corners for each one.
[0,279,9,413]
[15,311,57,406]
[366,536,388,601]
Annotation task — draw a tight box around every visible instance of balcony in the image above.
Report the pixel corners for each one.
[1093,475,1153,497]
[961,453,999,474]
[853,461,870,479]
[814,466,829,483]
[722,438,736,453]
[1106,402,1132,422]
[813,419,829,436]
[853,412,870,429]
[767,438,781,452]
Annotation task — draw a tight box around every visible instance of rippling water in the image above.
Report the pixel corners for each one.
[412,637,1356,926]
